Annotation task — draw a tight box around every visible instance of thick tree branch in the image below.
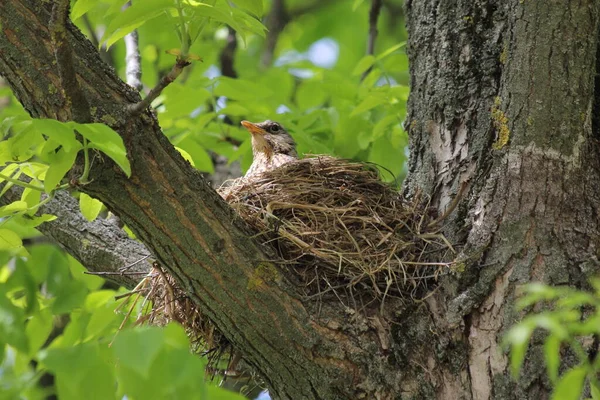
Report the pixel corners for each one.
[0,187,151,288]
[128,58,190,114]
[123,1,143,91]
[0,2,368,398]
[49,0,91,123]
[361,0,383,81]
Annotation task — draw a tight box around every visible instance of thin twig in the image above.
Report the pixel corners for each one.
[219,26,238,78]
[84,270,151,276]
[127,58,191,115]
[49,0,91,123]
[361,0,383,81]
[0,173,44,191]
[123,1,143,91]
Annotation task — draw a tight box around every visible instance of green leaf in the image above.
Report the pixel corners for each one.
[40,343,117,400]
[376,42,406,61]
[0,201,28,217]
[551,366,587,400]
[231,0,263,16]
[592,381,600,400]
[73,123,131,177]
[25,307,53,356]
[32,119,80,153]
[44,147,78,192]
[352,55,375,76]
[296,81,327,110]
[0,228,23,251]
[504,323,534,378]
[0,292,28,353]
[178,139,214,173]
[373,115,399,140]
[214,77,272,102]
[51,280,88,315]
[79,193,103,222]
[101,0,174,48]
[350,94,388,117]
[175,147,195,167]
[544,335,561,383]
[71,0,98,20]
[112,327,165,378]
[206,386,248,400]
[352,0,366,11]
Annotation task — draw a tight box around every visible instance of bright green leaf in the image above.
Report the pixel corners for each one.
[376,42,406,61]
[350,95,388,117]
[544,335,561,383]
[231,0,263,16]
[73,123,131,177]
[25,307,53,356]
[0,201,28,217]
[296,81,327,110]
[101,0,174,48]
[40,343,117,400]
[0,293,28,352]
[112,327,164,378]
[352,55,375,76]
[504,323,534,378]
[0,229,23,251]
[32,119,80,153]
[79,193,103,222]
[551,366,587,400]
[44,147,78,192]
[71,0,98,20]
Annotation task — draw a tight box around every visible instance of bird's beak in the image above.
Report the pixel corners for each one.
[241,120,266,136]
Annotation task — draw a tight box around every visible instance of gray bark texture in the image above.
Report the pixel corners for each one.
[403,0,600,398]
[0,0,599,399]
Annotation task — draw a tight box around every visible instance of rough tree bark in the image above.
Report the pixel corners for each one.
[403,0,600,398]
[0,1,599,400]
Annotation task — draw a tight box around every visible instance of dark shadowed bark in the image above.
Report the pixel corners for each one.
[1,0,599,399]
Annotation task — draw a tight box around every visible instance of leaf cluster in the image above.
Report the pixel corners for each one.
[505,281,600,400]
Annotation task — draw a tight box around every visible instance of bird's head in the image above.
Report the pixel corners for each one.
[241,120,297,159]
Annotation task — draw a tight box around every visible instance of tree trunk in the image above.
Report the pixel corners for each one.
[1,0,599,399]
[403,0,600,398]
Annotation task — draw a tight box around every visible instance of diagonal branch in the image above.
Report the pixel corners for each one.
[49,0,91,123]
[361,0,383,81]
[128,58,190,114]
[0,187,151,288]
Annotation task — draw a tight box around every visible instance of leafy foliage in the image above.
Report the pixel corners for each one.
[0,0,408,397]
[505,281,600,400]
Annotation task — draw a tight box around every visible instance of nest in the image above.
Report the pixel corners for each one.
[117,155,455,376]
[219,156,454,302]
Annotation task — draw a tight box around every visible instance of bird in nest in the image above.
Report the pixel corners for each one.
[241,120,297,177]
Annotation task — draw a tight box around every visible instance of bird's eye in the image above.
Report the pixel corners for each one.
[269,124,281,134]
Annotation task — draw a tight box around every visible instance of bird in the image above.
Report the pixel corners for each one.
[241,120,298,177]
